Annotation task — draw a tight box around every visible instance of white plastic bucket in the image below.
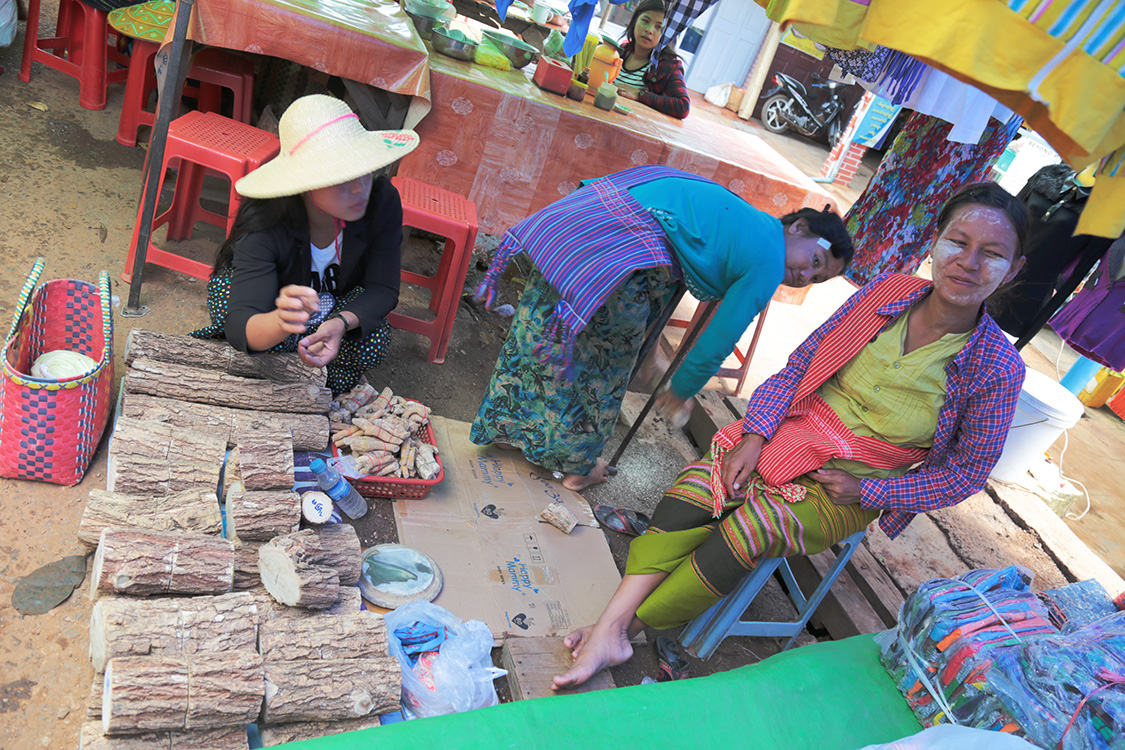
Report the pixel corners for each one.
[990,368,1085,483]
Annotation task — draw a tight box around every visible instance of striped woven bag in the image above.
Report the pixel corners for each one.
[0,259,114,485]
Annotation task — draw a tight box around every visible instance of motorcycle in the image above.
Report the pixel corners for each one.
[760,72,848,148]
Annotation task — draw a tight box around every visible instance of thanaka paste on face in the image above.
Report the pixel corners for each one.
[930,205,1020,308]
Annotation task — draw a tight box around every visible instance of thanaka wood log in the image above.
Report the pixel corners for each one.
[125,329,326,385]
[102,652,263,734]
[87,673,104,720]
[259,555,340,609]
[258,716,381,747]
[257,528,361,605]
[102,656,188,734]
[225,483,300,542]
[234,428,295,491]
[91,528,234,600]
[309,525,362,587]
[121,392,330,452]
[260,658,400,724]
[233,541,263,590]
[184,652,264,730]
[90,593,260,672]
[79,489,222,548]
[125,358,332,413]
[80,722,249,750]
[258,612,388,661]
[246,587,362,622]
[107,418,226,496]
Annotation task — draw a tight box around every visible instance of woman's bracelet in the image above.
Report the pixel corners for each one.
[328,312,351,331]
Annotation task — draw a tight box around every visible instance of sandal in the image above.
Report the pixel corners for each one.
[655,636,690,682]
[594,505,651,537]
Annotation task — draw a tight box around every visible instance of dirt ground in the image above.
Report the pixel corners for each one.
[3,12,1125,750]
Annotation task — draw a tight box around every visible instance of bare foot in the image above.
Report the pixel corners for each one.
[552,622,633,690]
[562,459,610,492]
[562,625,593,657]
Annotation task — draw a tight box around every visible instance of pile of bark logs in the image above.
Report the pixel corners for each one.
[83,526,399,748]
[78,333,400,749]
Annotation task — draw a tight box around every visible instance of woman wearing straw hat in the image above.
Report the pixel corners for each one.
[191,95,419,393]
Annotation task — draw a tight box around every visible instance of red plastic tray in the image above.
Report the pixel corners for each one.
[330,415,444,500]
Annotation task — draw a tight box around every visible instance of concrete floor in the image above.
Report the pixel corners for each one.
[1,15,1123,750]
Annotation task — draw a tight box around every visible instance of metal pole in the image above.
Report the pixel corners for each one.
[630,283,686,380]
[609,299,718,468]
[123,0,197,316]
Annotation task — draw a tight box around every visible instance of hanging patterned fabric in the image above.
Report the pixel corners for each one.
[657,0,722,58]
[1049,235,1125,372]
[824,46,892,82]
[754,0,1125,238]
[843,111,1023,286]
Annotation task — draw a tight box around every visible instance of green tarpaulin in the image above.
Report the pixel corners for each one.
[281,634,922,749]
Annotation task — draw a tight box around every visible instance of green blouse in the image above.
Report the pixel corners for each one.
[817,306,971,479]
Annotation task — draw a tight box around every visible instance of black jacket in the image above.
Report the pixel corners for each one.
[223,176,403,352]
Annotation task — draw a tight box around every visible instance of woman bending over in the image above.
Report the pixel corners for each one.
[471,165,851,491]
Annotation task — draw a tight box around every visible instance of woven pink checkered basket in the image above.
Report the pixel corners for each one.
[0,259,115,485]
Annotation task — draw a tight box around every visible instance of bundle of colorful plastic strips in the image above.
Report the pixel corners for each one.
[394,621,449,668]
[988,611,1125,750]
[879,566,1057,732]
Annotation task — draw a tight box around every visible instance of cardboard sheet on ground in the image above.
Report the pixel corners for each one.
[393,417,620,639]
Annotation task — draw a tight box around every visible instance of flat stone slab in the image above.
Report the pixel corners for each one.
[585,392,702,518]
[929,491,1069,590]
[988,481,1125,599]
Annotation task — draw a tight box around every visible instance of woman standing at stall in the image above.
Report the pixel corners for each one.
[471,165,852,490]
[614,0,691,120]
[191,95,419,394]
[552,182,1029,689]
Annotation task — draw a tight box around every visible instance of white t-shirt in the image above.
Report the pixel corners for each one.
[310,233,341,294]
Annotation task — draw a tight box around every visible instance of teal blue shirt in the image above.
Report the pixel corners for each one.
[629,177,786,400]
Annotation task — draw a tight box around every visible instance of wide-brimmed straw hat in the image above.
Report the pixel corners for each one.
[235,95,420,199]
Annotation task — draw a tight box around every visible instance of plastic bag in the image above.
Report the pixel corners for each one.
[543,29,567,61]
[0,0,16,47]
[474,39,512,71]
[858,725,1039,750]
[704,81,733,107]
[385,600,507,718]
[31,350,98,380]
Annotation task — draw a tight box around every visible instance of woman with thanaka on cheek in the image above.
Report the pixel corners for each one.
[552,182,1030,690]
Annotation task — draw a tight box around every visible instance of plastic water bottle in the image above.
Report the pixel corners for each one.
[309,458,367,520]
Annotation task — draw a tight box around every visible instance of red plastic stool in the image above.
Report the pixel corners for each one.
[19,0,129,110]
[189,48,256,125]
[387,178,479,364]
[113,39,257,147]
[123,111,280,282]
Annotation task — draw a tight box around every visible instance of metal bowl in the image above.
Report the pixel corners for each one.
[431,26,479,62]
[405,10,438,40]
[481,29,538,70]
